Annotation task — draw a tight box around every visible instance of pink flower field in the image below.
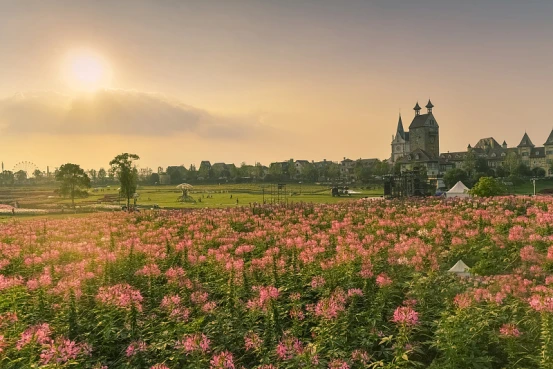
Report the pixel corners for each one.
[0,197,552,368]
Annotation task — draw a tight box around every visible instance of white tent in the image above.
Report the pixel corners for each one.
[446,181,470,198]
[448,259,471,277]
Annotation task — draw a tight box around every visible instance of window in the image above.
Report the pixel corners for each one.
[491,153,496,157]
[501,153,506,157]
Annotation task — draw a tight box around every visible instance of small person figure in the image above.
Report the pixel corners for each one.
[236,198,239,204]
[230,194,233,199]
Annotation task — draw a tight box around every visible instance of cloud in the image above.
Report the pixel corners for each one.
[0,89,273,139]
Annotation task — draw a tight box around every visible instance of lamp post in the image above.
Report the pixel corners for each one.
[531,177,537,196]
[299,181,302,195]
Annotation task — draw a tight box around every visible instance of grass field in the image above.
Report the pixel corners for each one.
[0,182,384,213]
[0,177,551,221]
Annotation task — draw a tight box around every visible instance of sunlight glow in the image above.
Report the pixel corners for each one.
[63,49,112,91]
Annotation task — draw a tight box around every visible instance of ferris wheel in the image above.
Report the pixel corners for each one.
[12,161,40,177]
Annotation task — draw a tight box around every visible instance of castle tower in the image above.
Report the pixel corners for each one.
[408,100,439,158]
[425,99,434,113]
[391,114,410,163]
[413,102,421,116]
[517,132,534,165]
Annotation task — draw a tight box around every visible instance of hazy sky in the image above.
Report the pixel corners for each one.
[0,0,552,171]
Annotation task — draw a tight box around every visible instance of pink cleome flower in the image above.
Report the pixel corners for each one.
[176,333,211,354]
[210,350,235,369]
[392,306,419,327]
[96,283,144,312]
[499,323,521,337]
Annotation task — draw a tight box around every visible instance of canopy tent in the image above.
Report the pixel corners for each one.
[448,260,471,277]
[446,181,470,198]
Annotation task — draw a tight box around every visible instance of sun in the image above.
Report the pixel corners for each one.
[63,49,112,91]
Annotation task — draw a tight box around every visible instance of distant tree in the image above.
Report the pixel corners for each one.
[353,160,365,180]
[495,166,507,178]
[254,163,265,180]
[469,177,506,197]
[358,167,374,183]
[238,163,253,178]
[88,169,97,183]
[198,163,211,181]
[443,168,468,188]
[110,153,140,209]
[327,163,341,181]
[269,163,283,179]
[475,157,489,173]
[531,167,546,177]
[98,168,107,184]
[462,151,477,176]
[150,173,160,185]
[503,152,521,176]
[373,160,391,176]
[14,170,27,183]
[33,169,43,178]
[515,163,532,177]
[166,166,187,184]
[301,162,319,182]
[55,163,91,208]
[0,170,15,186]
[287,160,297,180]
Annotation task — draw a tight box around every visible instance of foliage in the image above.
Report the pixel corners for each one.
[0,197,550,368]
[469,176,507,197]
[443,168,469,188]
[55,163,91,208]
[503,152,521,176]
[110,153,140,209]
[0,197,554,369]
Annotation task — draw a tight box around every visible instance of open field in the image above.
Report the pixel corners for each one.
[0,197,551,368]
[0,183,384,211]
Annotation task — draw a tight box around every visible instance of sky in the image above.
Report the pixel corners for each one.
[0,0,552,171]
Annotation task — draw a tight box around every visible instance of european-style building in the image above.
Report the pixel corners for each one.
[390,100,553,177]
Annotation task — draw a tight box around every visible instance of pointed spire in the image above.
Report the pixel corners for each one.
[425,99,434,113]
[413,102,421,116]
[544,130,553,146]
[395,114,405,139]
[517,132,535,148]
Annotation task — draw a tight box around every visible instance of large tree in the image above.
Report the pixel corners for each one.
[443,168,469,188]
[469,177,506,197]
[110,153,140,209]
[55,163,91,208]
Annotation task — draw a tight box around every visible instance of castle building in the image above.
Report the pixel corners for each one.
[391,100,440,177]
[391,100,553,177]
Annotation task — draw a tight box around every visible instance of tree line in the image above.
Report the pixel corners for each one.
[53,153,140,209]
[442,150,546,189]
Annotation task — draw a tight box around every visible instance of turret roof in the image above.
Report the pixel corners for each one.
[517,132,535,148]
[545,130,553,146]
[396,115,405,139]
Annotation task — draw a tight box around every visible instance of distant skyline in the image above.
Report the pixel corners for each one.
[1,0,552,171]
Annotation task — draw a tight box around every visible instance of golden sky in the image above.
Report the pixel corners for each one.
[0,0,552,171]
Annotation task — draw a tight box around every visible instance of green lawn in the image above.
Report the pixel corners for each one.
[0,183,384,211]
[509,178,553,195]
